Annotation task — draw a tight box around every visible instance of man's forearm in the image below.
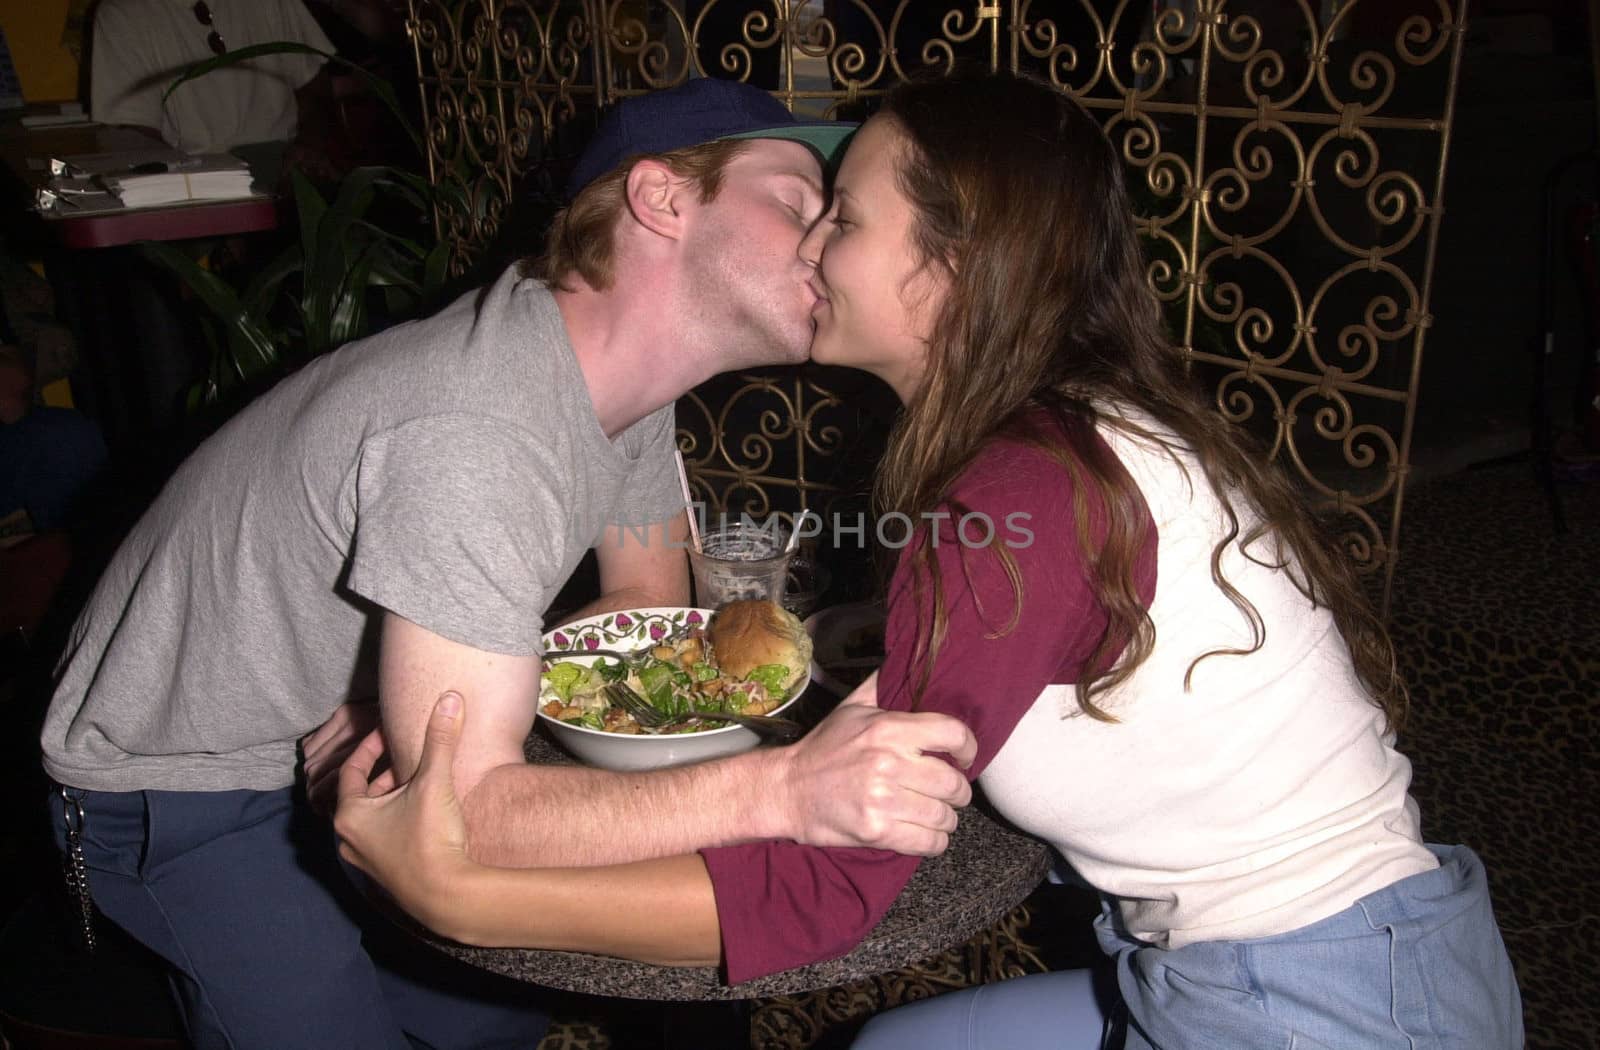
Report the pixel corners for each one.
[462,748,788,867]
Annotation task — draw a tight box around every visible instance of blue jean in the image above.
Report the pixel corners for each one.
[49,783,549,1050]
[851,845,1520,1050]
[850,968,1113,1049]
[0,406,107,530]
[1099,844,1523,1050]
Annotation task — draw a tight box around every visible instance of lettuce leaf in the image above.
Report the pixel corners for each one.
[542,661,586,702]
[745,663,792,697]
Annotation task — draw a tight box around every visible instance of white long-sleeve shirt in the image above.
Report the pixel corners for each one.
[981,420,1437,949]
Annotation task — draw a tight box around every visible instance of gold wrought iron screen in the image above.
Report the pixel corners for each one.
[406,0,1470,609]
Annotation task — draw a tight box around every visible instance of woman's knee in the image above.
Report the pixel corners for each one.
[852,969,1109,1050]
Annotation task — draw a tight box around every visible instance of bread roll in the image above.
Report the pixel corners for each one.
[705,600,814,691]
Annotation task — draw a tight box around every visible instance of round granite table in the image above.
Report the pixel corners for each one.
[411,726,1051,1002]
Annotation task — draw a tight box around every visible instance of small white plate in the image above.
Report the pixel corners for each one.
[803,602,886,698]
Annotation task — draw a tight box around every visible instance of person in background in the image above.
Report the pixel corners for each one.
[0,254,106,543]
[0,344,106,540]
[336,69,1523,1050]
[0,340,104,677]
[89,0,336,180]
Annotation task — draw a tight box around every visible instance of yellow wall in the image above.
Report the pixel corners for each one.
[1,0,79,103]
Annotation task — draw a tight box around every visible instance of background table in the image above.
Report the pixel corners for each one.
[413,726,1051,1003]
[0,118,279,248]
[0,113,281,468]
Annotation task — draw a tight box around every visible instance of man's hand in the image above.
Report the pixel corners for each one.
[772,673,977,856]
[300,698,383,816]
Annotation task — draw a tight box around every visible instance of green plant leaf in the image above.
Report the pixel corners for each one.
[140,241,280,380]
[422,239,451,297]
[366,168,432,215]
[382,284,418,316]
[347,216,421,255]
[242,242,304,319]
[365,248,423,294]
[329,243,378,347]
[289,170,327,281]
[147,50,456,410]
[304,167,394,352]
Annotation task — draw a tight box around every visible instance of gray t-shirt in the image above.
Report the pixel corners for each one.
[42,269,684,792]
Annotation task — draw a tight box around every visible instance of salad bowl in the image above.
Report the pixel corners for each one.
[536,606,804,771]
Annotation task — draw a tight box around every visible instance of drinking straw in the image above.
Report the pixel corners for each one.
[674,449,702,553]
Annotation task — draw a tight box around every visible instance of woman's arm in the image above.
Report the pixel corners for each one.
[700,437,1159,983]
[336,692,723,965]
[453,854,721,964]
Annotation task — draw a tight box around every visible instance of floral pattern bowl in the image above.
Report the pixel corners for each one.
[536,606,803,771]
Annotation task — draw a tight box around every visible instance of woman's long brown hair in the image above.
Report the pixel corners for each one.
[874,69,1404,729]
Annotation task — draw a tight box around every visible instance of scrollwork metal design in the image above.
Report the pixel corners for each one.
[407,0,1470,612]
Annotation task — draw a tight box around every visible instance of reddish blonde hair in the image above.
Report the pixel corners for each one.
[525,139,750,290]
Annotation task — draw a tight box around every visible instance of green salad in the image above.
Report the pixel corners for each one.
[539,633,791,734]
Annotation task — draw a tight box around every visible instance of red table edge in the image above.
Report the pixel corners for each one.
[48,196,281,249]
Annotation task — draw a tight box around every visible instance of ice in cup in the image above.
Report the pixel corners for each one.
[689,522,793,607]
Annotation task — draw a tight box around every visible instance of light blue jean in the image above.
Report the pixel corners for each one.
[1102,843,1521,1050]
[852,845,1521,1050]
[851,968,1111,1050]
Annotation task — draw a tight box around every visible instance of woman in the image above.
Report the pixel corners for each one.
[336,70,1522,1048]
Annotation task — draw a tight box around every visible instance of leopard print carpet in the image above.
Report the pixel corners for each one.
[1386,464,1599,1050]
[536,463,1598,1050]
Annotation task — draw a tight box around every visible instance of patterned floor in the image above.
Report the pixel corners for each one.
[1383,463,1599,1050]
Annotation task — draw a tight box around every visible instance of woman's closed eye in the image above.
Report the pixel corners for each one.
[823,185,859,231]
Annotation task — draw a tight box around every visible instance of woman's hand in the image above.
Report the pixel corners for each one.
[335,691,483,941]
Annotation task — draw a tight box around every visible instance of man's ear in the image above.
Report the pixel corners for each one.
[624,158,690,240]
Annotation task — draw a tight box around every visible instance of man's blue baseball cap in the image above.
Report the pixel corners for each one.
[565,78,856,200]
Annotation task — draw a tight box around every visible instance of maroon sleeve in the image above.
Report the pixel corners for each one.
[701,435,1158,984]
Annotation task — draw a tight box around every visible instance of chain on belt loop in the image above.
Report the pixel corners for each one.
[59,785,96,953]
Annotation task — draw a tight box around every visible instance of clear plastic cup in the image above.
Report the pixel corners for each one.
[780,549,832,618]
[689,522,793,607]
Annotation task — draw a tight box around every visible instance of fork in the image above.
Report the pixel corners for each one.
[602,683,804,743]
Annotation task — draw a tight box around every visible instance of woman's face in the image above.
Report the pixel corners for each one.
[800,117,947,402]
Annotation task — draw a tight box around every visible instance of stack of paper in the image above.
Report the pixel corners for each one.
[58,146,193,177]
[101,153,256,207]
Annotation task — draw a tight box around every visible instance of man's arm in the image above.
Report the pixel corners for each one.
[339,692,722,964]
[379,613,976,868]
[557,514,691,624]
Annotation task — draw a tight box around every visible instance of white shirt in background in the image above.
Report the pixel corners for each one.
[90,0,334,154]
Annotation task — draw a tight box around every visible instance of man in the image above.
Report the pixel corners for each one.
[40,78,975,1050]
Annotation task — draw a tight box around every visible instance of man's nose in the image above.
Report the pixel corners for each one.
[797,218,827,267]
